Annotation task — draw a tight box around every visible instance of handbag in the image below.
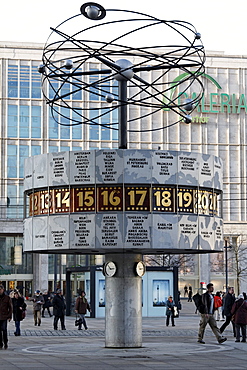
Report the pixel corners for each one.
[75,315,82,326]
[173,306,179,318]
[21,310,26,320]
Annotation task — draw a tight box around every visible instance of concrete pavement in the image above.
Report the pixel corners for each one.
[1,299,247,369]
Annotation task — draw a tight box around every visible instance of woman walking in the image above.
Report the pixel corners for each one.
[75,291,91,330]
[10,290,26,336]
[166,295,176,327]
[231,293,247,342]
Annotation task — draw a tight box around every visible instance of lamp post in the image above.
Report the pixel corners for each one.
[224,238,232,291]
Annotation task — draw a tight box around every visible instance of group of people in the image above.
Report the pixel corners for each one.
[30,289,91,331]
[0,285,26,349]
[197,283,247,344]
[0,285,91,350]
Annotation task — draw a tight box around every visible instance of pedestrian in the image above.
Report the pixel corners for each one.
[197,283,227,344]
[0,284,12,349]
[184,285,188,297]
[30,290,44,326]
[75,290,91,330]
[188,286,193,302]
[10,289,26,336]
[220,286,236,336]
[52,289,66,330]
[42,290,53,318]
[231,294,247,342]
[214,291,223,321]
[165,296,176,327]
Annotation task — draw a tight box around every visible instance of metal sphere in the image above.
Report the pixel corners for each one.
[114,59,134,81]
[105,94,115,103]
[184,115,192,124]
[86,5,100,19]
[38,64,45,73]
[65,60,73,70]
[195,33,201,40]
[184,99,194,112]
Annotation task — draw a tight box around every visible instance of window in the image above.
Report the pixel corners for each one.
[31,145,41,156]
[49,108,59,139]
[72,68,82,100]
[31,106,41,138]
[7,185,17,218]
[19,105,29,138]
[19,145,29,178]
[72,110,82,139]
[89,70,100,101]
[31,66,41,98]
[7,145,17,178]
[20,65,30,98]
[7,105,18,138]
[101,112,111,140]
[49,145,59,153]
[8,65,18,98]
[60,107,70,139]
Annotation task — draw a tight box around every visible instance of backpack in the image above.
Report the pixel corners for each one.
[192,293,205,314]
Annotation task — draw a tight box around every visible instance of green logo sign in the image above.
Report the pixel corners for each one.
[164,72,247,118]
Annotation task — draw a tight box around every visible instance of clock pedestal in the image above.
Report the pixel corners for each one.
[105,253,142,348]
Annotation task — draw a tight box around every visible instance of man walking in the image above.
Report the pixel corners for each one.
[0,285,12,349]
[30,290,44,326]
[198,283,227,344]
[53,289,66,330]
[220,286,236,335]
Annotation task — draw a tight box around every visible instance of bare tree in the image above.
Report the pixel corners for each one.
[228,235,247,295]
[144,254,194,271]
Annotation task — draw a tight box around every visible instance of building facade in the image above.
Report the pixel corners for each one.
[0,41,247,295]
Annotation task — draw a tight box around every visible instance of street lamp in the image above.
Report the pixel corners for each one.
[224,237,232,291]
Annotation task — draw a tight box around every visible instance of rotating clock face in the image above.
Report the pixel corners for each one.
[136,261,146,277]
[104,261,117,277]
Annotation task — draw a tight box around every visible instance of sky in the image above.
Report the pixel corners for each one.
[0,0,246,55]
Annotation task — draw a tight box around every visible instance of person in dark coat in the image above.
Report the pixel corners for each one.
[197,283,227,344]
[188,286,193,302]
[42,290,52,318]
[220,286,236,335]
[52,289,66,330]
[75,291,91,330]
[10,290,26,336]
[165,296,176,327]
[0,284,12,349]
[231,294,247,342]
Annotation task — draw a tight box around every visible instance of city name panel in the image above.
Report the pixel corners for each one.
[23,149,223,254]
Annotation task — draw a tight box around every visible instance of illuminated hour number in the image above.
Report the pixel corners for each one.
[54,189,70,213]
[98,187,123,211]
[33,192,40,215]
[125,187,150,211]
[74,188,95,212]
[153,188,174,211]
[40,191,53,214]
[197,190,210,215]
[177,189,193,212]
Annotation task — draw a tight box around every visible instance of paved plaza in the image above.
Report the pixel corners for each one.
[1,300,247,369]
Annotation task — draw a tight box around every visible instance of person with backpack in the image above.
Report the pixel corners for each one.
[197,283,227,344]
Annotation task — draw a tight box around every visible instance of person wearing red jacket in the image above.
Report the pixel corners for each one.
[214,291,223,321]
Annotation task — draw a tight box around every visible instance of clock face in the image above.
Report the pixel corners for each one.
[104,261,117,277]
[136,261,146,277]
